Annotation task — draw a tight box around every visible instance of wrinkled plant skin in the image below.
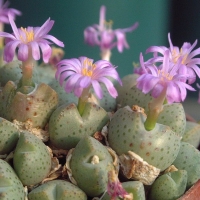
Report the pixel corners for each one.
[149,170,188,200]
[182,121,200,148]
[0,117,20,155]
[172,142,200,189]
[13,131,52,186]
[0,159,25,200]
[49,102,109,150]
[101,181,145,200]
[0,81,58,128]
[108,106,181,171]
[70,136,115,197]
[28,180,87,200]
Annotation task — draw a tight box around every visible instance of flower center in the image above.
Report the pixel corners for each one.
[104,20,113,30]
[82,58,96,77]
[20,27,34,43]
[158,70,173,81]
[172,48,188,64]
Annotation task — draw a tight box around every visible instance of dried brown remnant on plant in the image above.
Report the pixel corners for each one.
[119,151,160,185]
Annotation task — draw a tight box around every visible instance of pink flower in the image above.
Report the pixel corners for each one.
[137,51,195,104]
[106,170,132,200]
[84,5,138,53]
[0,14,64,63]
[56,56,122,99]
[0,0,21,24]
[146,33,200,84]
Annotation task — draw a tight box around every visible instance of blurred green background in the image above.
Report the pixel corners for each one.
[7,0,170,78]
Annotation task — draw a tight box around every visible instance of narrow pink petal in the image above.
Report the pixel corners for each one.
[30,41,40,60]
[91,80,103,99]
[8,13,20,39]
[43,35,64,47]
[84,26,100,46]
[34,18,54,38]
[17,44,28,61]
[168,33,174,53]
[146,46,168,55]
[98,77,118,98]
[0,32,16,40]
[143,75,159,94]
[64,74,82,93]
[59,70,74,86]
[3,40,20,62]
[187,47,200,59]
[38,42,51,63]
[94,60,113,69]
[119,22,139,33]
[79,76,91,88]
[151,84,163,98]
[99,5,106,31]
[74,79,83,97]
[115,31,128,52]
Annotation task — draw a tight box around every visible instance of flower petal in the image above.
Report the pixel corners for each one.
[30,41,40,60]
[17,44,28,61]
[3,40,20,62]
[91,80,103,99]
[44,35,64,47]
[38,42,52,63]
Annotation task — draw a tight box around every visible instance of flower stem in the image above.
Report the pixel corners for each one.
[17,50,35,93]
[144,88,167,131]
[77,87,91,116]
[101,49,111,61]
[0,22,4,49]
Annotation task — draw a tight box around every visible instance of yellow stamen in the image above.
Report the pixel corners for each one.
[82,58,96,77]
[158,70,173,80]
[104,20,113,30]
[20,27,34,43]
[172,48,188,64]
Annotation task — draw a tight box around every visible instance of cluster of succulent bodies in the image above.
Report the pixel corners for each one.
[0,2,200,200]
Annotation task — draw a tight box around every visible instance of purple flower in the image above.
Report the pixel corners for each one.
[0,14,64,63]
[137,51,195,104]
[84,5,138,53]
[0,0,21,24]
[106,170,132,200]
[146,33,200,84]
[56,56,122,99]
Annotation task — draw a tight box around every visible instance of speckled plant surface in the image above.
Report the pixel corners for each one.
[0,2,200,200]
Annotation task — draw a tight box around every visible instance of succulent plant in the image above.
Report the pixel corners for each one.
[49,79,78,107]
[108,106,181,171]
[13,131,52,186]
[0,81,58,128]
[116,74,152,112]
[28,180,87,200]
[182,121,200,148]
[101,181,145,200]
[0,159,25,200]
[0,117,20,155]
[69,136,116,197]
[172,142,200,189]
[149,170,188,200]
[49,102,109,149]
[157,103,186,138]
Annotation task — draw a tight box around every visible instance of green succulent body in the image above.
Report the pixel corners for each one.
[28,180,87,200]
[172,142,200,189]
[108,106,181,171]
[70,136,115,197]
[49,102,109,149]
[0,117,20,154]
[149,170,188,200]
[13,131,52,186]
[182,121,200,148]
[0,81,58,128]
[0,159,25,200]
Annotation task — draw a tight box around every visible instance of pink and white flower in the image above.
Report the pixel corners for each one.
[137,51,195,104]
[0,13,64,63]
[146,33,200,84]
[56,56,122,99]
[84,5,138,53]
[0,0,21,24]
